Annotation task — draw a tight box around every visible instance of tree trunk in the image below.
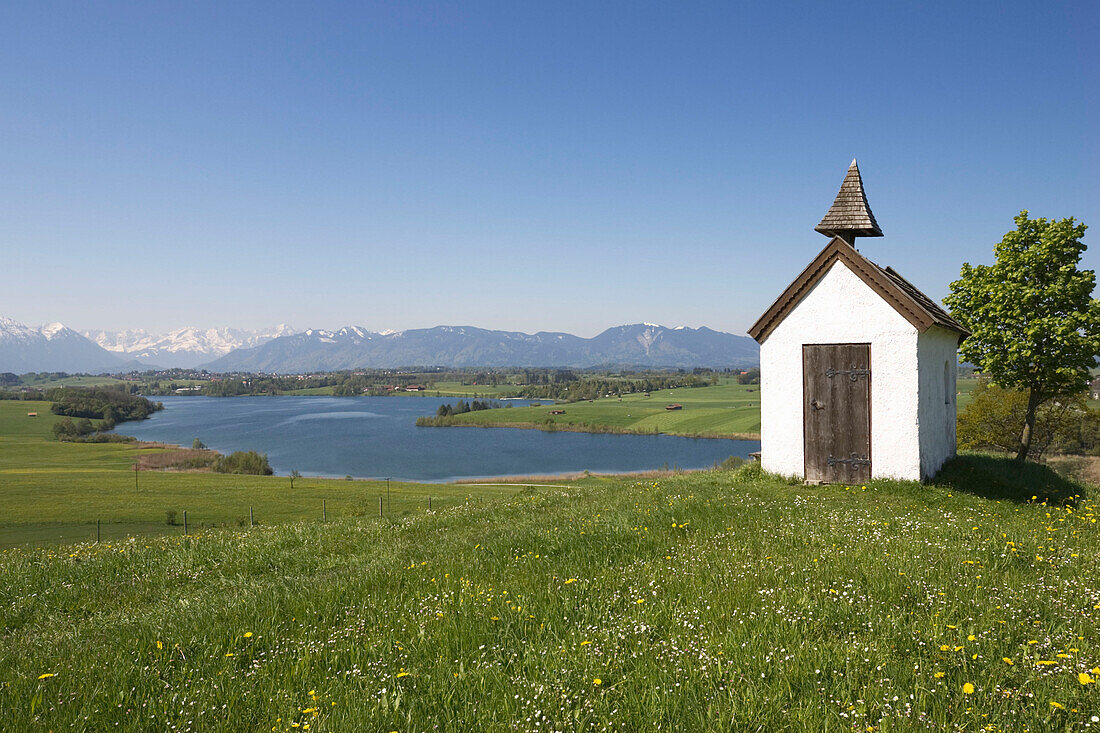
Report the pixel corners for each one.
[1015,387,1042,461]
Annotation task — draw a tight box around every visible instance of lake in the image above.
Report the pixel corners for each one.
[114,396,759,482]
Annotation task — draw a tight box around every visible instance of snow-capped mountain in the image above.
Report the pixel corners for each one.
[201,324,759,372]
[84,325,295,368]
[0,316,125,373]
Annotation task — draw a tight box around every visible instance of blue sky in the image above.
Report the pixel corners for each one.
[1,1,1096,337]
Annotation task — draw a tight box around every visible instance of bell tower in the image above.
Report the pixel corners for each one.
[813,159,883,246]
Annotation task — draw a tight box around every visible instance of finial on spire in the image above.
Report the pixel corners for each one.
[814,159,883,244]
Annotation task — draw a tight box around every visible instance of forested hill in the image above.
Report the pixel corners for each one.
[201,324,759,372]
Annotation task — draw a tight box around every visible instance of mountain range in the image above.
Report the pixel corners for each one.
[83,325,295,368]
[0,316,127,374]
[1,316,760,373]
[202,323,759,372]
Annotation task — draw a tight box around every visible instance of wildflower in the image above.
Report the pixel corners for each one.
[243,632,253,638]
[967,635,976,641]
[580,641,592,646]
[635,599,644,604]
[564,578,577,584]
[1050,701,1065,710]
[37,673,56,680]
[1079,672,1095,685]
[962,683,974,694]
[1002,658,1014,665]
[156,640,163,650]
[939,645,951,651]
[225,652,235,657]
[593,678,602,686]
[934,672,945,679]
[396,672,410,678]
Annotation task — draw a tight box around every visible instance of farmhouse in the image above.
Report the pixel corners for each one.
[748,161,969,483]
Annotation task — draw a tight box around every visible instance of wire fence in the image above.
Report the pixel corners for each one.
[0,491,497,549]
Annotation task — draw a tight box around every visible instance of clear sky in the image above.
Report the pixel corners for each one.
[1,1,1096,337]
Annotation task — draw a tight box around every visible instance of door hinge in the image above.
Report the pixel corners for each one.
[825,367,870,381]
[827,453,871,470]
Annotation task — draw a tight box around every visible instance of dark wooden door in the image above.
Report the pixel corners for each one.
[803,343,871,483]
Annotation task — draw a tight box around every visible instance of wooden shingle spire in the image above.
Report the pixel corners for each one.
[814,159,883,243]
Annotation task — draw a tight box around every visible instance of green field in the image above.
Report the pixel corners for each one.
[1,456,1096,729]
[427,379,762,438]
[16,374,128,388]
[0,401,519,547]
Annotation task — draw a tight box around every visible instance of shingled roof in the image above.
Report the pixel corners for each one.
[747,237,969,343]
[814,159,883,240]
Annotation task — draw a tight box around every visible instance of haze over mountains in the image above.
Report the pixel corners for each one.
[203,324,759,371]
[2,316,760,373]
[84,325,295,369]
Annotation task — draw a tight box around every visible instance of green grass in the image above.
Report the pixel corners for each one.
[0,401,518,546]
[281,386,336,395]
[0,463,1096,730]
[431,380,762,439]
[419,381,523,397]
[16,374,128,388]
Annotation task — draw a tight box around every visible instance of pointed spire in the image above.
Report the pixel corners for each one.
[814,159,883,242]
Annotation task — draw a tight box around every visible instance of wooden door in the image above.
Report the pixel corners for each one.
[803,343,871,483]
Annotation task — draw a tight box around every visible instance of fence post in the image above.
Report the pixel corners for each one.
[428,496,431,511]
[323,499,327,523]
[250,506,254,528]
[379,496,383,517]
[184,511,188,536]
[96,519,100,543]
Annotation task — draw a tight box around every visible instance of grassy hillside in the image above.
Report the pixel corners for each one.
[0,464,1096,730]
[427,380,762,439]
[0,401,517,547]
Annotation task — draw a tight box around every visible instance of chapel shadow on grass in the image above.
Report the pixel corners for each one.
[932,452,1087,506]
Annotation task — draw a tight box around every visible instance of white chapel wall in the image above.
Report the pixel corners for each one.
[916,326,961,480]
[759,260,922,481]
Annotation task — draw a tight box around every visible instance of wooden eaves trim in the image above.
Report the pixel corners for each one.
[747,237,969,344]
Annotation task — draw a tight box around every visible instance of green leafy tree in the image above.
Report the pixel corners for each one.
[945,211,1099,460]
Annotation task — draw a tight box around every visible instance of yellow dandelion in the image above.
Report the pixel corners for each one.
[934,671,945,679]
[1002,657,1014,665]
[1050,701,1065,710]
[156,640,163,650]
[396,672,410,678]
[1079,672,1095,685]
[563,578,577,584]
[243,632,253,638]
[225,652,235,657]
[962,683,974,694]
[635,599,644,604]
[939,645,951,651]
[580,640,592,646]
[593,678,602,686]
[967,634,976,641]
[37,673,56,680]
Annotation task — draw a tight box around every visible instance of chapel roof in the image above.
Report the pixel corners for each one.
[747,236,969,343]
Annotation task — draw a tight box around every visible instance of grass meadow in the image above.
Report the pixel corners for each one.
[428,380,762,439]
[3,390,1100,730]
[1,462,1098,730]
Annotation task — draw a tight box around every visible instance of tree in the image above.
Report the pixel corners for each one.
[945,211,1100,460]
[956,380,1082,461]
[290,469,301,489]
[192,438,207,450]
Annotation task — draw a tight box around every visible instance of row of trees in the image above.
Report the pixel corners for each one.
[48,387,162,429]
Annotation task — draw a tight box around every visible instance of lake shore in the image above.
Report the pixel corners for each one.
[416,416,760,441]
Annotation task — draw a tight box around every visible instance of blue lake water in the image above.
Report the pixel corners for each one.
[114,396,760,482]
